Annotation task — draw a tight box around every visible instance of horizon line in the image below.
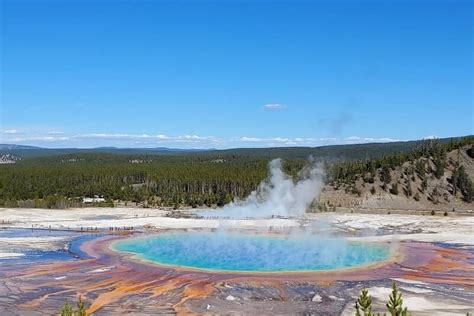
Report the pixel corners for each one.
[1,134,470,151]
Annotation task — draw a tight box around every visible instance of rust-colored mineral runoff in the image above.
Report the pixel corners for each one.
[0,231,472,315]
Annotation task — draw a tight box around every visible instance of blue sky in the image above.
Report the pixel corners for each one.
[1,0,472,148]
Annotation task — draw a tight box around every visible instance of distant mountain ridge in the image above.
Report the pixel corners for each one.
[0,136,471,160]
[0,144,41,150]
[0,144,210,151]
[0,145,213,159]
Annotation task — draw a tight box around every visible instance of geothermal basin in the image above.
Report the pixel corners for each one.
[0,208,473,315]
[112,231,392,272]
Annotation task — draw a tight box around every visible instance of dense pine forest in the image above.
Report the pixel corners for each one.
[0,136,472,209]
[0,154,304,208]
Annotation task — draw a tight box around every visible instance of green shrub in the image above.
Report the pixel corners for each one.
[355,289,372,316]
[386,282,409,316]
[413,192,420,201]
[355,282,409,316]
[389,183,399,195]
[59,296,88,316]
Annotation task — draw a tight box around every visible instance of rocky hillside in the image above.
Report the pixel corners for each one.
[320,143,474,212]
[0,154,22,164]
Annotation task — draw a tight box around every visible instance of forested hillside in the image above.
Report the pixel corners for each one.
[0,137,472,211]
[321,137,474,211]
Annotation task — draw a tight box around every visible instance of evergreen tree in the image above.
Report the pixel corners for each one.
[389,183,399,195]
[380,166,392,184]
[386,282,409,316]
[467,145,474,158]
[76,296,87,316]
[58,296,88,316]
[415,160,426,178]
[421,177,428,193]
[60,300,73,316]
[355,289,372,316]
[433,154,446,179]
[452,166,474,202]
[354,283,410,316]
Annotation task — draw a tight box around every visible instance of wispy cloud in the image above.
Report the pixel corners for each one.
[3,129,18,134]
[344,136,401,143]
[239,137,264,142]
[237,136,401,147]
[75,133,220,143]
[7,136,70,142]
[0,128,402,148]
[263,103,286,110]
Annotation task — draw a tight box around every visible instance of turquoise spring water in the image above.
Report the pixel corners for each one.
[112,232,391,272]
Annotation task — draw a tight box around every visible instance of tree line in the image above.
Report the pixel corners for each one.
[0,137,472,209]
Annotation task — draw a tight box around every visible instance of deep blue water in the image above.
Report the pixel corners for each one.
[113,232,391,272]
[0,228,101,265]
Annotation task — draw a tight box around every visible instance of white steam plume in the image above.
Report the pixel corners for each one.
[211,158,324,218]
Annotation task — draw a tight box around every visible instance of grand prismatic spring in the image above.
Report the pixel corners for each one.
[0,160,472,315]
[111,232,392,272]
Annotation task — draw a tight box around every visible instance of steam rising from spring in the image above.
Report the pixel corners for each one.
[215,158,324,218]
[112,158,397,273]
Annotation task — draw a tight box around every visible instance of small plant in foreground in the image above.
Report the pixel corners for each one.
[60,296,88,316]
[60,300,73,316]
[355,282,409,316]
[76,296,87,316]
[386,282,409,316]
[355,288,372,316]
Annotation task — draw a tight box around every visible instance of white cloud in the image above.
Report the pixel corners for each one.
[9,136,70,142]
[236,136,402,147]
[179,135,207,140]
[239,137,264,142]
[77,133,152,140]
[263,103,286,110]
[3,129,18,134]
[74,133,220,143]
[345,136,401,143]
[0,128,404,148]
